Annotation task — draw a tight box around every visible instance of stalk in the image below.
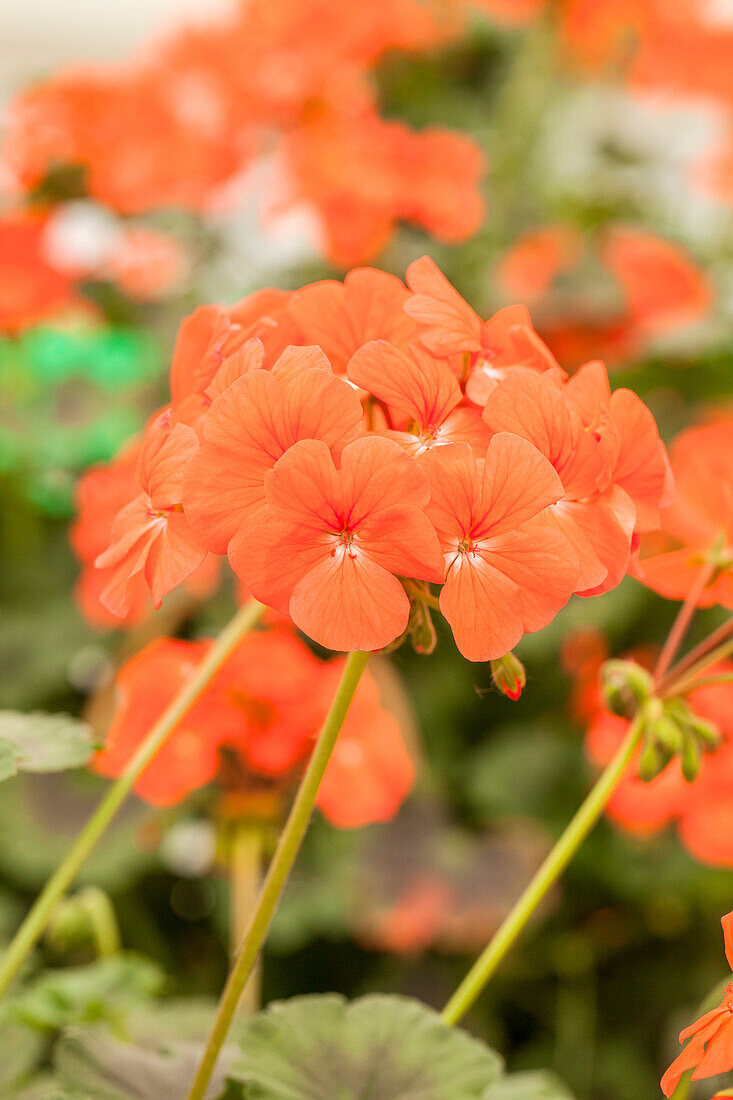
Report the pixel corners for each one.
[441,712,644,1026]
[186,649,370,1100]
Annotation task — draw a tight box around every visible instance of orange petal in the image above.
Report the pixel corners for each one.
[405,255,483,356]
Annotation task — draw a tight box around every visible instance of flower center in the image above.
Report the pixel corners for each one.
[330,526,358,559]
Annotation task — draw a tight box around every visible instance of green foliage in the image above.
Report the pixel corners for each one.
[0,712,96,781]
[228,993,504,1099]
[3,955,164,1032]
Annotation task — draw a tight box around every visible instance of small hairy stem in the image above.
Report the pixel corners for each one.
[186,648,371,1100]
[402,579,441,611]
[662,633,733,700]
[441,712,645,1026]
[0,599,265,1001]
[658,616,733,695]
[660,670,733,698]
[654,560,716,684]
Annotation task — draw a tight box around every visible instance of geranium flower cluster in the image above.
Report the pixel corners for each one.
[565,633,733,868]
[494,224,712,369]
[93,626,413,828]
[2,0,488,267]
[75,257,670,663]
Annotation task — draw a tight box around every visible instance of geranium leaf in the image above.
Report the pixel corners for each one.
[229,993,504,1099]
[55,1026,236,1100]
[483,1072,575,1098]
[0,712,96,778]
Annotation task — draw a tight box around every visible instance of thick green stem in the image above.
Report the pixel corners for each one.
[441,712,644,1026]
[186,648,371,1100]
[0,599,265,1000]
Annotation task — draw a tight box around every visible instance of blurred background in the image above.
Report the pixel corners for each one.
[1,2,733,1098]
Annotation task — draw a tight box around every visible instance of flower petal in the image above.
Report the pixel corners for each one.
[290,551,411,652]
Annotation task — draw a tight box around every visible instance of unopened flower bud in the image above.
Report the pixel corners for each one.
[45,886,120,959]
[653,714,684,755]
[686,714,721,749]
[639,734,672,783]
[681,730,703,783]
[601,659,654,718]
[408,600,437,655]
[491,652,526,701]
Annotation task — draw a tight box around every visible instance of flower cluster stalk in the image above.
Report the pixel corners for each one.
[441,711,645,1026]
[186,648,371,1100]
[0,599,265,1000]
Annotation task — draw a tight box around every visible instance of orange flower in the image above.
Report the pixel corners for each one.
[348,340,489,455]
[495,225,582,303]
[315,659,414,827]
[422,435,578,661]
[405,255,561,405]
[183,350,364,555]
[231,435,445,652]
[483,369,633,595]
[0,209,77,333]
[93,629,413,825]
[634,418,733,609]
[95,416,207,617]
[601,227,712,337]
[288,267,417,375]
[71,437,220,630]
[168,290,298,420]
[662,911,733,1096]
[71,441,151,629]
[278,107,485,267]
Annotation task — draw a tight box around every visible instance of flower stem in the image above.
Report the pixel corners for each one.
[662,633,733,700]
[0,599,265,1001]
[654,560,716,684]
[657,616,733,695]
[229,821,264,1013]
[186,648,371,1100]
[670,1071,691,1100]
[441,712,645,1026]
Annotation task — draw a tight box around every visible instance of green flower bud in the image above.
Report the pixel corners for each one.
[681,730,703,783]
[409,600,437,656]
[491,652,526,701]
[601,660,654,718]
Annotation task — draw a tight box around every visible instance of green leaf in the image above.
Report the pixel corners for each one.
[55,1025,236,1100]
[483,1072,575,1098]
[0,712,96,779]
[5,955,164,1033]
[229,993,504,1099]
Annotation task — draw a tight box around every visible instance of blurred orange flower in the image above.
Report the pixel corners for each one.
[93,630,414,826]
[0,210,78,333]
